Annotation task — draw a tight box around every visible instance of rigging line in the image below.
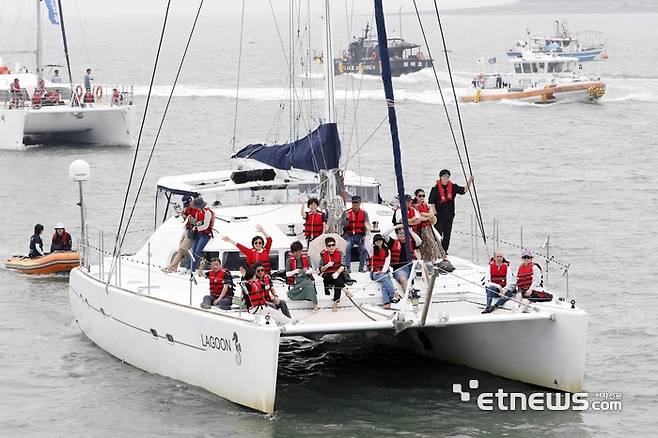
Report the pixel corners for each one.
[345,114,388,165]
[411,0,483,239]
[230,0,246,153]
[110,0,172,264]
[116,0,205,254]
[431,0,486,243]
[73,0,90,66]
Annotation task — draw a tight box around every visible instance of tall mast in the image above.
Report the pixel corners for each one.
[322,0,335,123]
[36,0,42,80]
[374,0,412,256]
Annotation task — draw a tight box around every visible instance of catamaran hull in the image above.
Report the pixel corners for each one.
[398,306,587,393]
[69,268,280,414]
[0,105,135,150]
[460,81,605,104]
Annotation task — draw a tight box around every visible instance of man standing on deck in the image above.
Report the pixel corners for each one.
[341,195,370,273]
[83,68,94,91]
[51,69,62,83]
[428,169,474,254]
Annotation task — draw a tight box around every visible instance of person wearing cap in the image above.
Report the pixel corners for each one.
[514,248,552,310]
[50,223,72,252]
[187,196,215,272]
[341,195,371,273]
[28,224,45,258]
[163,195,199,272]
[481,250,516,314]
[428,169,474,254]
[368,234,397,309]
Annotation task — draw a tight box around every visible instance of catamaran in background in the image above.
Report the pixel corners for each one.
[67,1,587,415]
[507,19,607,62]
[0,0,135,151]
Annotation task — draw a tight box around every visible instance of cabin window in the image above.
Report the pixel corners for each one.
[548,62,563,73]
[344,185,381,204]
[514,64,522,74]
[531,63,538,73]
[538,63,546,73]
[522,63,531,73]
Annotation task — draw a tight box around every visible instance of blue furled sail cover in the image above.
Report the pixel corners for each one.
[232,123,341,172]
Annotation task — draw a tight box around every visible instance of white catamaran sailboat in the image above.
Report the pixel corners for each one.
[0,0,135,150]
[68,1,587,415]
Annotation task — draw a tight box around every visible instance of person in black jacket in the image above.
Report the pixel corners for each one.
[29,224,45,258]
[51,223,73,252]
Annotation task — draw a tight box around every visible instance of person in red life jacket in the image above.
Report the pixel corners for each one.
[411,188,445,262]
[300,197,326,246]
[386,224,422,292]
[50,223,73,252]
[241,268,268,311]
[223,224,273,273]
[481,250,516,314]
[285,241,318,309]
[111,88,123,106]
[514,248,552,311]
[163,195,199,272]
[341,195,371,273]
[392,194,421,228]
[254,263,291,318]
[427,169,474,254]
[31,89,42,107]
[10,78,22,108]
[83,89,95,104]
[199,257,234,310]
[368,234,397,309]
[320,236,347,312]
[187,196,215,272]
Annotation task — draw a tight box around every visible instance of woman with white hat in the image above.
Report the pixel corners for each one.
[51,223,72,252]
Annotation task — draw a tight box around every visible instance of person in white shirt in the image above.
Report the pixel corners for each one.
[482,250,516,314]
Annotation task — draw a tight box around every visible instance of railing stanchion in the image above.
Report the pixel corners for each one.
[147,242,151,296]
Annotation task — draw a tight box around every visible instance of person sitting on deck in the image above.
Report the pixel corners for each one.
[31,89,43,107]
[481,250,516,314]
[83,89,95,105]
[111,88,123,106]
[300,197,326,246]
[341,195,370,273]
[9,78,22,108]
[223,224,273,274]
[163,195,198,273]
[368,234,397,309]
[241,268,268,312]
[285,241,318,310]
[254,262,291,318]
[199,257,234,310]
[515,248,553,312]
[50,223,73,252]
[28,224,45,259]
[386,224,422,292]
[319,236,347,312]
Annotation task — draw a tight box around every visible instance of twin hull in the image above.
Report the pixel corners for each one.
[69,268,280,414]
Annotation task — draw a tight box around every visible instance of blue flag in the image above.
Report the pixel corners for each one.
[488,57,497,64]
[44,0,59,25]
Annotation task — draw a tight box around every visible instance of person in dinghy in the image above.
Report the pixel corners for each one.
[28,224,45,259]
[50,223,73,252]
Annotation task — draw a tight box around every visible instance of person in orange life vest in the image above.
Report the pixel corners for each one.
[368,234,397,309]
[515,248,552,310]
[199,257,234,310]
[50,223,72,252]
[341,195,371,273]
[320,236,347,312]
[223,224,273,273]
[385,224,422,291]
[31,89,43,107]
[392,194,421,228]
[300,196,326,246]
[427,169,474,254]
[481,250,516,314]
[163,195,198,272]
[111,88,123,106]
[188,196,214,272]
[412,188,445,262]
[285,241,318,308]
[83,89,94,104]
[10,78,22,108]
[254,262,291,318]
[240,267,269,310]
